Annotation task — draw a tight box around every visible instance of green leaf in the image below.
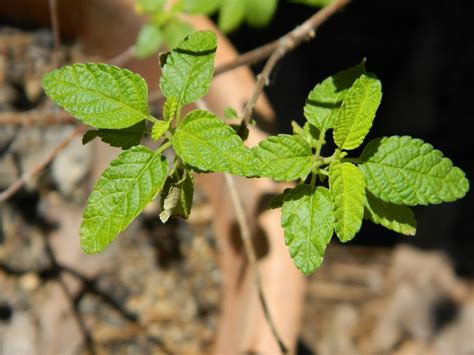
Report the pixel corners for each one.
[329,162,366,242]
[252,134,313,181]
[304,61,365,132]
[136,0,166,13]
[80,146,168,254]
[292,121,320,147]
[281,185,334,276]
[333,73,382,150]
[218,0,246,33]
[163,20,194,50]
[42,63,150,129]
[183,0,221,14]
[364,191,416,236]
[245,0,277,28]
[82,121,148,150]
[268,188,292,209]
[160,31,217,110]
[172,110,259,176]
[135,24,163,59]
[160,168,194,223]
[224,107,239,119]
[163,97,178,121]
[358,136,470,205]
[151,120,170,141]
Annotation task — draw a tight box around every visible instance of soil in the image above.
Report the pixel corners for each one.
[1,27,473,355]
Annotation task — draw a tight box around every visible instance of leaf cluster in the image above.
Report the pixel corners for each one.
[42,30,469,276]
[133,0,330,58]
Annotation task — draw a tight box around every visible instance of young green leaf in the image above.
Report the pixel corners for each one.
[304,61,365,132]
[160,31,217,110]
[245,0,278,28]
[163,97,178,121]
[329,162,366,242]
[333,73,382,150]
[80,146,168,254]
[364,192,416,236]
[82,121,148,150]
[160,168,194,223]
[163,20,194,50]
[218,0,246,33]
[358,136,470,205]
[281,185,334,276]
[172,110,259,176]
[183,0,221,14]
[135,24,163,59]
[224,107,239,119]
[252,134,313,181]
[136,0,166,13]
[42,63,150,129]
[151,121,170,141]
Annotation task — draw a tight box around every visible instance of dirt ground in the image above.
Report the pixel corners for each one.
[1,27,473,355]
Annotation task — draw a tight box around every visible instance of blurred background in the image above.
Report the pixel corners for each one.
[0,0,472,354]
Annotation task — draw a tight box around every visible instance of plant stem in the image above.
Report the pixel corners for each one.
[242,0,351,125]
[157,140,172,154]
[223,173,288,354]
[48,0,61,67]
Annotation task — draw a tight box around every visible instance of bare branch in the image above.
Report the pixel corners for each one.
[0,125,87,202]
[108,45,136,67]
[224,174,288,354]
[242,0,351,124]
[0,110,76,125]
[48,0,61,67]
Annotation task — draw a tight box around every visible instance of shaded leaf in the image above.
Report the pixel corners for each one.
[219,0,246,33]
[82,121,148,150]
[364,191,416,236]
[160,168,194,222]
[245,0,278,27]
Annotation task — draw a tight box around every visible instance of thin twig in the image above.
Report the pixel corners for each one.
[0,125,86,202]
[214,41,278,76]
[242,0,350,124]
[108,45,136,67]
[0,110,76,125]
[48,0,61,67]
[149,0,350,107]
[43,235,97,355]
[224,174,288,354]
[195,100,287,352]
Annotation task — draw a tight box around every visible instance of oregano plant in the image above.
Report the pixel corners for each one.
[42,30,469,276]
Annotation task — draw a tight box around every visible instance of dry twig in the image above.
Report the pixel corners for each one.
[0,110,76,125]
[242,0,351,124]
[0,125,86,202]
[224,173,288,353]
